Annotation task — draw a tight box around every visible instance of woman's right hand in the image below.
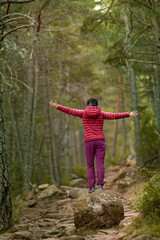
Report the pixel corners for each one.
[49,101,58,108]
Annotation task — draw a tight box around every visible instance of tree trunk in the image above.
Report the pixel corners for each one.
[22,30,38,194]
[64,70,71,179]
[128,133,136,157]
[0,73,12,231]
[154,65,160,132]
[64,115,71,179]
[47,63,61,184]
[71,121,78,166]
[149,1,160,164]
[124,13,142,166]
[28,49,39,184]
[79,128,86,166]
[8,88,23,166]
[153,64,160,166]
[111,75,120,159]
[121,78,127,158]
[43,59,56,185]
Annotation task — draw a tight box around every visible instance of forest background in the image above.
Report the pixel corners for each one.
[0,0,160,233]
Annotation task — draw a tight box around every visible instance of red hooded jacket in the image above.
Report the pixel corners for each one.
[57,105,130,142]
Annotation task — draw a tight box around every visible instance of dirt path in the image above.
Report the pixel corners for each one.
[1,167,139,240]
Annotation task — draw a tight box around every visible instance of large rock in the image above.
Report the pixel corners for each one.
[73,191,124,229]
[37,185,65,200]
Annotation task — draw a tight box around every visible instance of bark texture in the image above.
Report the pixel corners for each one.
[0,75,12,231]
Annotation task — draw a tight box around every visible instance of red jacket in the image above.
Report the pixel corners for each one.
[57,105,130,142]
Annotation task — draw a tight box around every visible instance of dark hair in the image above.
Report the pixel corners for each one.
[87,98,98,106]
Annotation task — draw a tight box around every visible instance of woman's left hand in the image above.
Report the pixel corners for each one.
[129,111,138,117]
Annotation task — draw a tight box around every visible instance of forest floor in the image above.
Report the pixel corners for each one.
[0,159,154,240]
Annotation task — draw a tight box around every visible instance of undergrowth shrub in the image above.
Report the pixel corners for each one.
[134,170,160,223]
[137,107,159,169]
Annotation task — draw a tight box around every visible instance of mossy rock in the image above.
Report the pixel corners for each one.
[73,190,124,229]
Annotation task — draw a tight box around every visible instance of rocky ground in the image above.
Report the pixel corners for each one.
[1,160,159,240]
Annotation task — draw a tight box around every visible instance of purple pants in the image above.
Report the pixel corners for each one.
[85,140,106,188]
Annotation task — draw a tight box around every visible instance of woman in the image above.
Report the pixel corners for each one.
[49,98,138,193]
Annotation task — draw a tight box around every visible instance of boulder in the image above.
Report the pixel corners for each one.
[70,178,88,188]
[37,185,65,200]
[73,191,124,229]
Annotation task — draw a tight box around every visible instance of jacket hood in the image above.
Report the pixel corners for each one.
[85,106,101,119]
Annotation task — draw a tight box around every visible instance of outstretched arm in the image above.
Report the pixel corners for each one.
[49,101,84,118]
[102,110,138,120]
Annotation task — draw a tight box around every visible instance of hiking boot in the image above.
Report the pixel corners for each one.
[88,187,95,193]
[97,184,104,190]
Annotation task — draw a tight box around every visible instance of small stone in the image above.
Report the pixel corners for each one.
[42,238,56,240]
[12,231,33,240]
[25,191,35,201]
[37,185,64,200]
[38,184,49,190]
[70,178,88,188]
[60,236,85,240]
[43,238,57,240]
[112,165,120,171]
[27,199,37,207]
[12,224,30,232]
[71,173,79,179]
[118,180,131,191]
[60,186,87,199]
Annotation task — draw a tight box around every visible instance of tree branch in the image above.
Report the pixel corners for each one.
[37,0,51,33]
[128,27,150,43]
[133,51,156,55]
[0,13,34,21]
[0,0,35,4]
[0,24,33,41]
[132,0,152,9]
[128,59,160,64]
[0,17,30,27]
[155,131,160,137]
[128,6,151,27]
